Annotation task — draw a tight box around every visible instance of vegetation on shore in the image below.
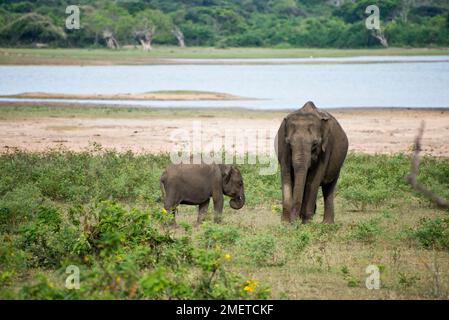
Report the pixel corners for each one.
[1,1,449,49]
[0,149,448,299]
[0,104,289,120]
[1,47,449,65]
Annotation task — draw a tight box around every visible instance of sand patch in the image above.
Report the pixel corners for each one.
[0,108,448,157]
[2,91,252,101]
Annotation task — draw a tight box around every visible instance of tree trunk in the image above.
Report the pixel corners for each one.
[172,26,186,48]
[134,28,155,51]
[102,30,119,49]
[372,30,388,48]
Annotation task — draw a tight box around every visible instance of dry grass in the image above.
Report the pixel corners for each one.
[174,199,449,299]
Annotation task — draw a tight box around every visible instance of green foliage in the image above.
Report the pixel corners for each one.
[0,12,66,45]
[0,183,43,232]
[198,222,241,248]
[340,154,409,211]
[240,234,277,266]
[340,265,361,288]
[282,225,312,254]
[410,215,449,250]
[1,150,448,299]
[397,272,420,289]
[18,274,73,300]
[1,0,449,47]
[351,217,382,243]
[0,194,270,299]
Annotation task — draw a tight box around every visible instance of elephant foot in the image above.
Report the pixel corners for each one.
[301,213,314,224]
[322,218,334,224]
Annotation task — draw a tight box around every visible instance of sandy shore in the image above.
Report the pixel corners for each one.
[0,107,448,156]
[1,91,250,101]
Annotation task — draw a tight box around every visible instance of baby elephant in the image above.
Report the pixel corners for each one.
[160,163,245,225]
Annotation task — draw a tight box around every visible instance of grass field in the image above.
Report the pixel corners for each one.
[0,149,448,299]
[0,104,287,120]
[1,47,449,65]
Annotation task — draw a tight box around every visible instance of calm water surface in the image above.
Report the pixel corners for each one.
[1,56,448,109]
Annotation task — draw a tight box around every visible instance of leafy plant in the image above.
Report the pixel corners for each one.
[240,234,277,266]
[410,216,449,250]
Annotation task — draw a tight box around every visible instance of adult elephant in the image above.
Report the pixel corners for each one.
[275,101,348,224]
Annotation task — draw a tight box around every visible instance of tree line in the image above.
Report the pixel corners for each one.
[0,0,449,49]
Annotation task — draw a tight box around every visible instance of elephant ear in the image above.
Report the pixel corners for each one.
[319,111,331,153]
[221,165,233,184]
[275,118,289,149]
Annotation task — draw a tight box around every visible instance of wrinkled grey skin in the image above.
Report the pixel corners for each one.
[275,101,348,224]
[160,163,245,225]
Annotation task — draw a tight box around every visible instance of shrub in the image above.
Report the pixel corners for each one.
[351,218,381,243]
[198,222,241,248]
[0,183,43,232]
[240,234,277,266]
[19,204,79,268]
[410,216,449,250]
[10,201,270,300]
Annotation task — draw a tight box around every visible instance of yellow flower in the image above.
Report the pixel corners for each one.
[116,276,121,284]
[224,253,232,261]
[162,208,168,215]
[243,279,258,293]
[271,205,281,214]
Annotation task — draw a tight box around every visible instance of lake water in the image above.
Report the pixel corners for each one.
[1,56,449,109]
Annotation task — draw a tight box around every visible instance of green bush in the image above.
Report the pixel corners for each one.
[5,200,270,299]
[410,216,449,250]
[0,183,43,232]
[240,234,277,266]
[198,222,241,248]
[351,217,381,243]
[339,154,410,210]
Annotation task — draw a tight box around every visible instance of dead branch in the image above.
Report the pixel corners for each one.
[406,121,449,210]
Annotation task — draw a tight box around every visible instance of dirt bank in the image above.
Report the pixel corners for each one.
[0,107,448,156]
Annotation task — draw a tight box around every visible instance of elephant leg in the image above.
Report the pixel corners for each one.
[164,192,179,227]
[322,178,337,224]
[281,170,294,222]
[196,199,210,226]
[212,192,224,223]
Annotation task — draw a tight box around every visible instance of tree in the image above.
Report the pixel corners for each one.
[83,3,133,48]
[0,12,66,45]
[102,30,119,49]
[133,29,155,51]
[133,9,172,50]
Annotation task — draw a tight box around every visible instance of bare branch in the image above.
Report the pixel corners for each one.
[406,121,449,210]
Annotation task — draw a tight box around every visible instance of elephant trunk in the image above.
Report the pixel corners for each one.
[230,192,245,209]
[291,148,310,222]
